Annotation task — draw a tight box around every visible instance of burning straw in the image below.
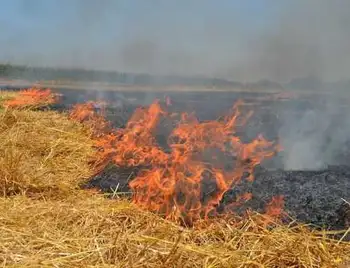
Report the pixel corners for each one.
[69,101,111,137]
[0,90,349,267]
[3,87,58,109]
[92,99,281,225]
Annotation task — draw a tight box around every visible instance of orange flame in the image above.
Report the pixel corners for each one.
[259,195,286,226]
[265,195,285,218]
[94,99,280,224]
[69,101,110,137]
[94,100,169,168]
[4,87,57,108]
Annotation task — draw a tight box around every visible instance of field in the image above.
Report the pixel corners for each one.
[0,86,349,267]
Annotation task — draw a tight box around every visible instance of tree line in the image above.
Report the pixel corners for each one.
[0,63,242,87]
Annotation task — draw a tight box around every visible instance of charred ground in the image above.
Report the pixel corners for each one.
[3,86,350,232]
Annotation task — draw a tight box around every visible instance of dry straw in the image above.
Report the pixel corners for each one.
[1,194,349,267]
[0,91,349,267]
[0,104,94,197]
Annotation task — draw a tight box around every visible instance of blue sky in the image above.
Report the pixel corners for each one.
[1,0,349,82]
[0,1,282,48]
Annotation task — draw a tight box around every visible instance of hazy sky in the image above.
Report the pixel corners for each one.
[1,0,350,82]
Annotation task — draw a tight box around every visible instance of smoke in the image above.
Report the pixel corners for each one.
[278,96,350,170]
[248,0,350,83]
[1,0,350,82]
[250,0,350,170]
[3,0,350,170]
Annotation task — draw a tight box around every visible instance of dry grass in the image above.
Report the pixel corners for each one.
[0,91,17,108]
[0,91,349,267]
[0,194,349,268]
[0,106,94,197]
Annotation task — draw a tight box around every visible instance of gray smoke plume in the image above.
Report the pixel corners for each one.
[248,0,350,83]
[2,0,350,171]
[278,96,350,170]
[1,0,350,82]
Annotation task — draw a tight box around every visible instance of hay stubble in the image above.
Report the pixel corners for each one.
[0,91,349,267]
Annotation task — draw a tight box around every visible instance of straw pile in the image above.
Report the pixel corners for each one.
[1,194,349,267]
[2,87,57,109]
[0,91,349,267]
[0,97,94,197]
[0,91,17,109]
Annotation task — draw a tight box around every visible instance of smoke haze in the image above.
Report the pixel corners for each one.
[279,100,350,170]
[1,0,350,82]
[2,0,350,171]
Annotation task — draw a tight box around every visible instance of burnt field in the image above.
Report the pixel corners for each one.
[3,86,350,232]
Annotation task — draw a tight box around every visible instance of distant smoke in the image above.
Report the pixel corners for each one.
[245,0,350,82]
[1,0,350,82]
[3,0,350,171]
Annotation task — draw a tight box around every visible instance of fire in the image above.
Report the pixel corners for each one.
[260,195,286,226]
[93,99,280,225]
[94,101,169,168]
[265,195,285,218]
[69,101,110,137]
[4,87,57,109]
